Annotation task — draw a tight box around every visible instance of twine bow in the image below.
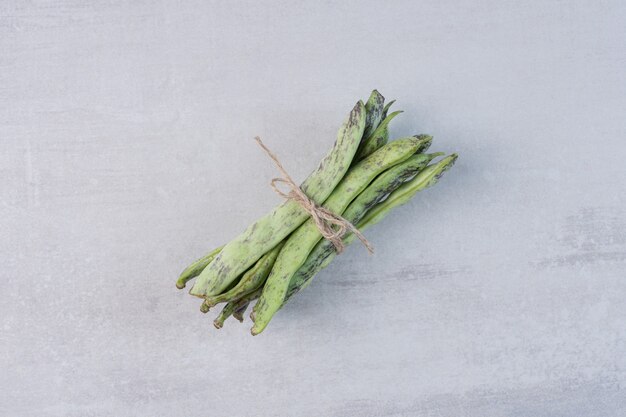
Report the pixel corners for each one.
[255,137,373,254]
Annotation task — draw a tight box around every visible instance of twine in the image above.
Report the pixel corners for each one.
[255,137,373,254]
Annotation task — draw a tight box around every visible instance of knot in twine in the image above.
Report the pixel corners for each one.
[255,137,373,255]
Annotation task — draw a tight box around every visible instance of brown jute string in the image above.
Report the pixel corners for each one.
[254,137,374,254]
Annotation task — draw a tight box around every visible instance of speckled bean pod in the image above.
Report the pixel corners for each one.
[361,90,385,143]
[214,287,263,328]
[204,241,284,307]
[354,110,403,161]
[175,245,224,289]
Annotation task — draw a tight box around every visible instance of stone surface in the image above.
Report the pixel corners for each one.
[1,1,625,416]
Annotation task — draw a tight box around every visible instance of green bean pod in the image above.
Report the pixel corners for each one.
[376,101,396,147]
[361,90,385,143]
[354,110,403,161]
[232,301,250,322]
[360,154,458,226]
[200,300,211,313]
[251,137,430,335]
[190,101,366,298]
[199,270,244,312]
[374,120,391,154]
[382,100,395,118]
[412,134,434,154]
[176,245,224,289]
[213,302,237,329]
[215,288,263,328]
[204,241,284,307]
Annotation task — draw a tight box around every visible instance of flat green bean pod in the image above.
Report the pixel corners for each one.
[204,241,284,307]
[232,302,250,322]
[361,90,385,143]
[176,245,223,289]
[213,302,237,329]
[354,110,403,161]
[215,287,263,328]
[382,100,395,118]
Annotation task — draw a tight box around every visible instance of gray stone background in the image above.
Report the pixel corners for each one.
[1,1,625,416]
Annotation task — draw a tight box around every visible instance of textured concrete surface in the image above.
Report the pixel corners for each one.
[1,1,625,416]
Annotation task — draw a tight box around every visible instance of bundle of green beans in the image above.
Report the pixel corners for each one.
[176,90,457,335]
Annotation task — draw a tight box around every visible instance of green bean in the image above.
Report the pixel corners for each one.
[232,302,250,322]
[216,288,263,328]
[380,126,389,146]
[373,99,396,150]
[360,154,458,226]
[190,101,367,298]
[376,100,397,147]
[354,110,403,161]
[360,98,394,160]
[382,100,395,118]
[412,134,434,154]
[176,245,223,289]
[204,241,284,307]
[213,302,237,329]
[285,154,458,302]
[361,90,385,143]
[199,271,243,312]
[236,287,262,312]
[250,137,429,335]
